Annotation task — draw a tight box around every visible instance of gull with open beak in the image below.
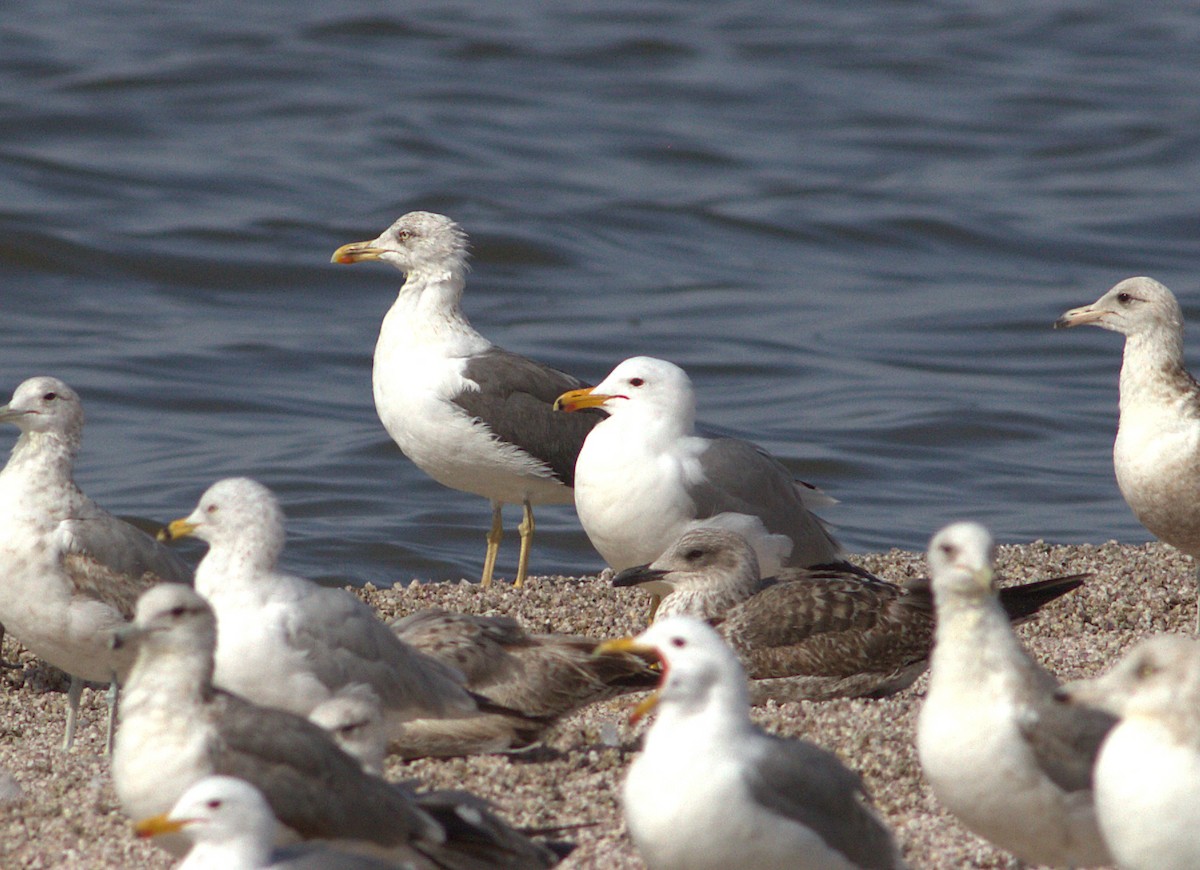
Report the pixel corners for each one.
[598,616,904,870]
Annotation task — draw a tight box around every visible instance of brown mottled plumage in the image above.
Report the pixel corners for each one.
[389,609,659,756]
[613,528,1088,703]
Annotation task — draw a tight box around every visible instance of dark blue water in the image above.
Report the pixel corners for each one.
[3,1,1199,585]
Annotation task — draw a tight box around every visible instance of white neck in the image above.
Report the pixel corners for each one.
[378,270,491,355]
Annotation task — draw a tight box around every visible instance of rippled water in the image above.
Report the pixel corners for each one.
[2,1,1199,585]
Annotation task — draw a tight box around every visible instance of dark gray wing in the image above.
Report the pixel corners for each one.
[743,732,900,869]
[1015,665,1116,794]
[270,844,407,870]
[283,587,476,719]
[453,348,603,487]
[414,790,561,870]
[690,438,841,567]
[208,692,443,849]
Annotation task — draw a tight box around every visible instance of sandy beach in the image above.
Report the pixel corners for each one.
[0,538,1191,869]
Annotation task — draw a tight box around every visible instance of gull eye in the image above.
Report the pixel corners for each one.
[206,799,222,810]
[205,504,218,514]
[684,548,705,562]
[629,378,645,387]
[43,392,58,401]
[1116,292,1132,304]
[396,230,412,241]
[1135,660,1159,680]
[669,636,686,648]
[939,542,955,557]
[169,606,187,618]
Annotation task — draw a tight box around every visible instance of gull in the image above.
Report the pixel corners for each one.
[613,527,1088,702]
[555,355,841,575]
[0,375,192,750]
[112,583,559,869]
[1056,276,1200,629]
[599,616,904,870]
[1058,634,1200,870]
[916,522,1113,867]
[308,690,575,870]
[332,212,601,587]
[135,775,398,870]
[387,608,658,756]
[157,477,481,745]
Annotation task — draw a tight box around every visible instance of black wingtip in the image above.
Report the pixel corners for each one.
[998,572,1090,623]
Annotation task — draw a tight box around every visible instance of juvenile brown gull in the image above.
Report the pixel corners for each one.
[916,522,1113,867]
[387,608,658,756]
[0,375,191,750]
[599,616,904,870]
[1058,634,1200,870]
[1056,276,1200,628]
[332,212,601,587]
[112,583,559,869]
[157,477,481,745]
[613,527,1087,702]
[135,775,398,870]
[555,355,840,574]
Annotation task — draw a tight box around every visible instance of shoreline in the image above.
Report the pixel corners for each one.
[0,539,1191,868]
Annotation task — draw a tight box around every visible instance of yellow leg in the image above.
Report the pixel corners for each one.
[515,500,535,589]
[481,502,503,588]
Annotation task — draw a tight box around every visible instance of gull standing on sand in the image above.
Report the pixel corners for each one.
[1059,634,1200,870]
[916,522,1113,867]
[1056,277,1200,627]
[112,583,559,869]
[555,356,840,574]
[157,477,483,740]
[599,616,904,870]
[0,376,192,750]
[332,212,601,587]
[613,527,1087,702]
[135,775,398,870]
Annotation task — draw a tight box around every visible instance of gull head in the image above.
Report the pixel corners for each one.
[331,211,470,278]
[114,583,217,659]
[927,522,997,601]
[612,527,762,604]
[308,685,387,776]
[135,775,275,861]
[0,376,83,440]
[555,356,697,428]
[159,477,285,568]
[599,616,748,724]
[1055,276,1184,339]
[1058,634,1200,723]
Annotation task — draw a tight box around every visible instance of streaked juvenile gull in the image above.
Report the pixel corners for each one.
[0,375,192,750]
[112,584,559,869]
[135,775,398,870]
[386,608,658,756]
[1058,634,1200,870]
[1056,276,1200,628]
[555,356,840,575]
[614,528,1086,702]
[599,616,904,870]
[308,689,573,869]
[916,522,1113,867]
[157,477,483,746]
[332,212,602,587]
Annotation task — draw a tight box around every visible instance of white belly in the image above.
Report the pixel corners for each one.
[1096,721,1200,870]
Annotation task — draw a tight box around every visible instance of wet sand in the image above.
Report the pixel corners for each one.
[0,539,1191,869]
